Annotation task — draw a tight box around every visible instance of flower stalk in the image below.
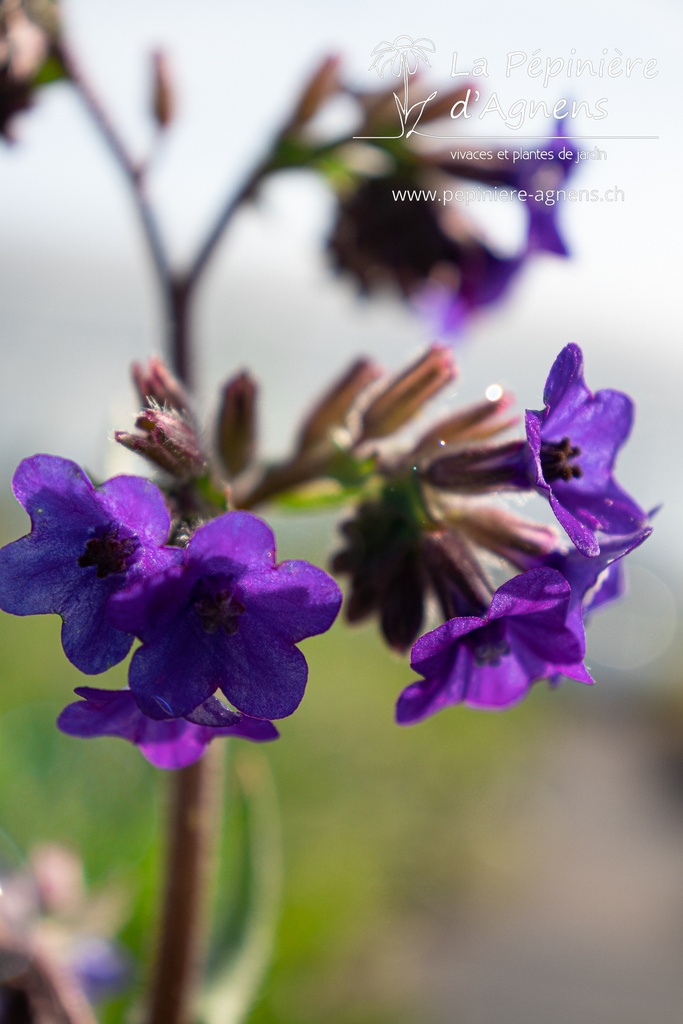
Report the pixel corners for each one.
[147,747,225,1024]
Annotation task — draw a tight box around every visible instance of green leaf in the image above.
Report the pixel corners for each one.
[201,749,282,1024]
[32,52,68,88]
[195,473,230,512]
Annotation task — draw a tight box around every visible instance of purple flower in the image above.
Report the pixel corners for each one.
[108,511,342,721]
[58,687,278,770]
[0,455,180,674]
[525,344,647,557]
[511,129,575,256]
[420,248,526,337]
[541,525,652,644]
[396,568,592,724]
[69,937,132,1005]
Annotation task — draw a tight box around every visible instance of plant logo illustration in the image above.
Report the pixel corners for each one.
[363,35,437,138]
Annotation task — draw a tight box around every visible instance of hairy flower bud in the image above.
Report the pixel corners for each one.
[420,529,492,618]
[115,406,206,479]
[423,440,529,493]
[360,345,456,441]
[131,356,191,414]
[216,371,258,477]
[451,506,559,568]
[296,357,382,453]
[414,390,517,456]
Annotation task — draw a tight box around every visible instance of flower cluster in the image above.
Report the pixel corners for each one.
[0,341,652,751]
[0,453,341,769]
[325,342,650,720]
[219,49,579,337]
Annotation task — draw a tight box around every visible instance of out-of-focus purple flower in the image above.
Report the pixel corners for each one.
[69,936,132,1005]
[58,687,278,770]
[0,455,180,674]
[507,128,575,256]
[419,248,526,337]
[109,511,342,721]
[397,567,592,724]
[525,344,647,557]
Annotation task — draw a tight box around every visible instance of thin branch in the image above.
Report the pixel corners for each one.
[55,40,171,293]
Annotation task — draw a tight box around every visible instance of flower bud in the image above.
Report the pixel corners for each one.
[423,440,529,493]
[296,357,382,453]
[115,406,206,479]
[360,345,456,441]
[131,356,190,414]
[151,49,175,130]
[0,1,48,140]
[216,371,258,477]
[284,54,341,133]
[420,530,492,618]
[453,506,559,568]
[414,390,517,456]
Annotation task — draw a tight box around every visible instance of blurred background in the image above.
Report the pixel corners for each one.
[1,0,682,1021]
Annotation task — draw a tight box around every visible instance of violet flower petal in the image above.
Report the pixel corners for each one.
[113,511,341,722]
[240,560,343,643]
[0,455,178,674]
[187,511,277,572]
[58,687,278,771]
[526,345,647,556]
[399,568,592,724]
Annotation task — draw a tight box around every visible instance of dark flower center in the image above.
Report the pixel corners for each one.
[78,526,139,579]
[472,639,510,667]
[469,621,510,667]
[193,578,246,636]
[540,437,583,482]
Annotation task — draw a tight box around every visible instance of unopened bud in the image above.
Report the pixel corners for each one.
[421,530,492,618]
[356,84,406,135]
[414,390,517,455]
[453,506,559,568]
[285,55,341,133]
[115,406,205,479]
[297,357,382,453]
[151,50,175,130]
[360,345,456,441]
[131,356,190,414]
[216,371,257,477]
[424,440,529,493]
